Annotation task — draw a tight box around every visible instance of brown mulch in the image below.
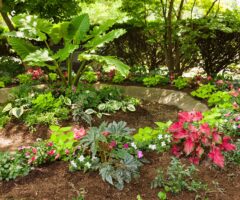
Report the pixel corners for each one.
[0,102,240,200]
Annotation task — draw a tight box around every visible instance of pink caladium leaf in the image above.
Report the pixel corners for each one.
[169,122,184,132]
[184,138,194,155]
[173,129,189,139]
[220,136,236,151]
[200,123,211,137]
[178,112,192,122]
[171,145,181,157]
[189,157,200,165]
[208,147,224,168]
[188,124,198,132]
[191,111,203,122]
[212,132,222,144]
[196,145,204,157]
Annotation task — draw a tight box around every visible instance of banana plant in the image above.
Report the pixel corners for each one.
[4,14,129,86]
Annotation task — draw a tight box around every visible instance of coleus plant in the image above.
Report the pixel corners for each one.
[169,111,236,168]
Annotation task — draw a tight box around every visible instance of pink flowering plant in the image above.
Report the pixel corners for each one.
[49,125,85,160]
[169,111,236,168]
[18,139,58,166]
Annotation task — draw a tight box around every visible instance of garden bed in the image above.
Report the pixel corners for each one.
[0,101,239,200]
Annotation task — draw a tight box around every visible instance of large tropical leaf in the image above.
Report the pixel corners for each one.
[8,37,38,59]
[49,22,69,44]
[24,49,53,67]
[79,54,129,77]
[12,14,53,41]
[53,43,79,62]
[85,29,126,49]
[67,14,90,44]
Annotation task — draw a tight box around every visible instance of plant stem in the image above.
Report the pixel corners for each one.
[73,61,86,86]
[44,41,67,85]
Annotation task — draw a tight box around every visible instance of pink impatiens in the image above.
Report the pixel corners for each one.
[169,111,236,168]
[73,127,86,140]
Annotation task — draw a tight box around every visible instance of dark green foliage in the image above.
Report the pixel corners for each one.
[3,0,81,23]
[0,151,30,181]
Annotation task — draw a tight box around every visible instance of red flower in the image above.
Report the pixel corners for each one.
[47,149,56,156]
[73,128,86,140]
[109,140,117,149]
[32,147,37,154]
[102,131,110,137]
[28,156,37,164]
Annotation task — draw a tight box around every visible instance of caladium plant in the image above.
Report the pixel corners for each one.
[169,111,236,168]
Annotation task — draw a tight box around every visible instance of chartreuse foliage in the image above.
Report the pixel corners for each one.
[5,14,129,86]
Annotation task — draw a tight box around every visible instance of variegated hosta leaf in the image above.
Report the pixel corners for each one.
[7,37,39,59]
[10,107,24,118]
[78,54,129,77]
[85,29,126,49]
[53,43,79,62]
[24,49,53,67]
[67,14,90,44]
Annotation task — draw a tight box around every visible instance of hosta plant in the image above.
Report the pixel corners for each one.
[5,14,129,86]
[169,111,236,168]
[172,77,189,90]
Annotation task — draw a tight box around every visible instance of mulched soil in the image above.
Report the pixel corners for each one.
[0,101,240,200]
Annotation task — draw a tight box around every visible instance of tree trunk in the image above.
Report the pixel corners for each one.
[0,0,15,31]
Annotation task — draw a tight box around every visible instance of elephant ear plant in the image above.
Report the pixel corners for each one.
[5,14,129,86]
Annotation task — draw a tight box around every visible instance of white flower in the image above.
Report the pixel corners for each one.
[167,138,171,143]
[70,161,77,168]
[131,142,137,149]
[16,32,24,37]
[149,144,157,150]
[158,134,163,140]
[85,162,91,168]
[78,155,85,162]
[233,125,237,130]
[161,141,166,146]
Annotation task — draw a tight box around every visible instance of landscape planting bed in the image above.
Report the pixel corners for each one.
[0,101,239,200]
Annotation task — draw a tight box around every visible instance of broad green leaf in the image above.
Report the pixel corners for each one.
[50,125,60,132]
[49,22,70,44]
[8,38,38,59]
[127,104,136,112]
[78,54,129,77]
[85,109,96,115]
[85,29,126,49]
[53,43,79,62]
[67,14,90,44]
[24,49,53,67]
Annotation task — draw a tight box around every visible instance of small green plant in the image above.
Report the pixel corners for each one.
[224,139,240,165]
[112,72,126,83]
[133,121,172,152]
[31,92,63,113]
[17,74,32,84]
[0,151,30,181]
[137,194,143,200]
[0,81,5,88]
[191,84,217,99]
[81,71,98,83]
[151,157,206,194]
[48,73,58,81]
[143,75,168,87]
[49,125,79,159]
[207,91,232,107]
[173,77,189,90]
[158,191,167,200]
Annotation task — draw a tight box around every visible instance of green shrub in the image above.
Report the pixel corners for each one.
[173,77,189,90]
[0,81,4,88]
[0,151,30,181]
[112,72,126,83]
[0,56,24,77]
[143,75,169,87]
[17,74,32,85]
[191,84,217,99]
[81,71,98,83]
[208,91,232,107]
